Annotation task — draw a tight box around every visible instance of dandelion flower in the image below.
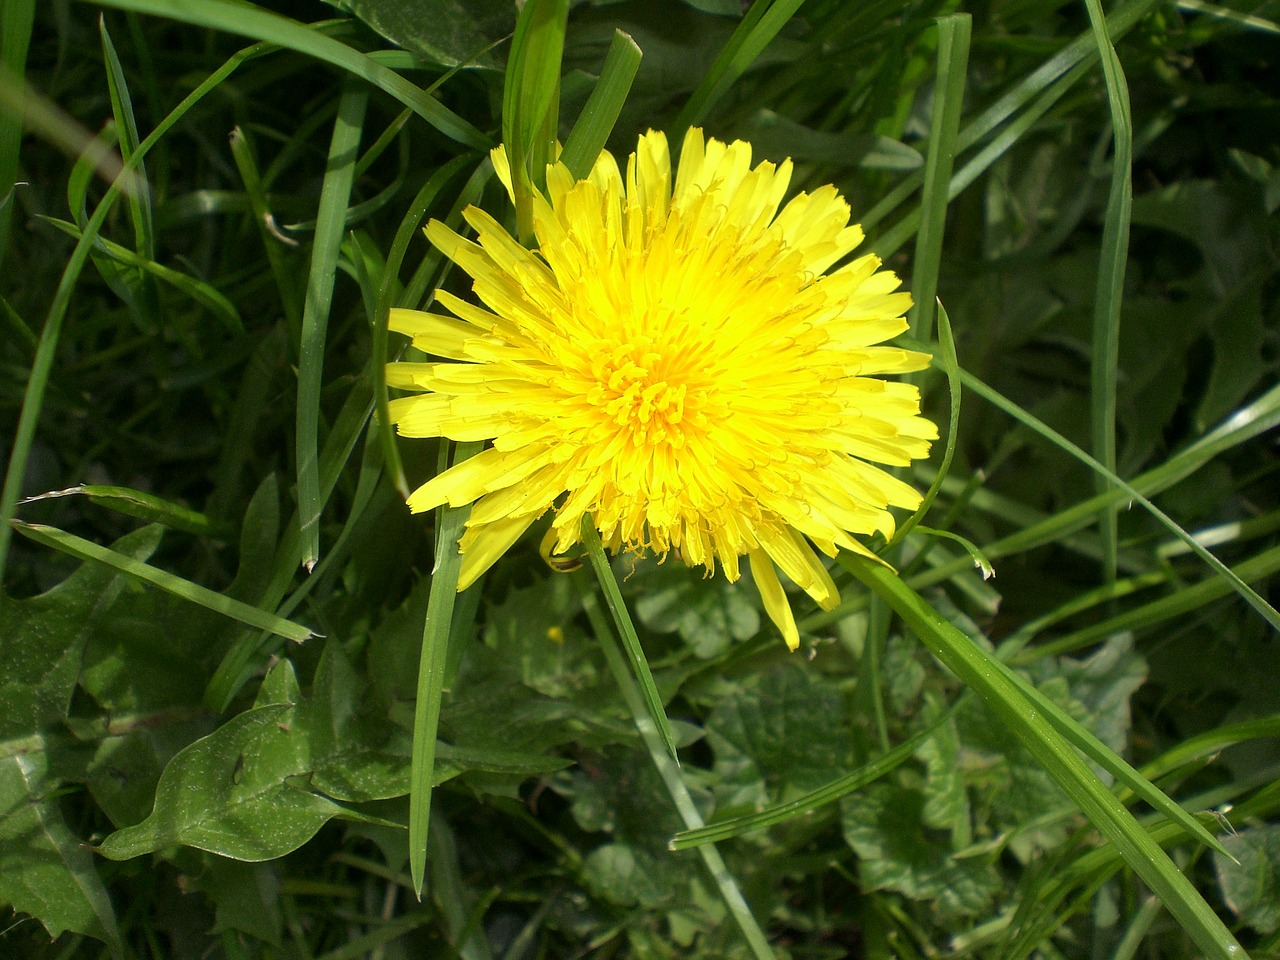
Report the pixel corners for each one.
[388,128,938,649]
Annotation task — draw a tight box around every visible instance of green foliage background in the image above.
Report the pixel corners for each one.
[1,0,1278,957]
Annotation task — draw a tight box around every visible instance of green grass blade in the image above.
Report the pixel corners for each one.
[229,125,303,340]
[892,302,960,549]
[11,521,314,643]
[960,369,1280,636]
[0,33,280,582]
[296,81,367,572]
[502,0,569,242]
[580,589,775,960]
[1084,0,1135,584]
[409,440,481,897]
[580,516,677,760]
[560,29,642,180]
[673,0,806,139]
[19,484,228,538]
[83,0,489,150]
[99,16,156,270]
[1176,0,1280,34]
[841,556,1248,960]
[672,708,952,849]
[38,215,243,333]
[373,154,474,499]
[0,0,35,272]
[909,15,969,344]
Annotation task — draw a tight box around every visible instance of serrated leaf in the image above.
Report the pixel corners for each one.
[0,749,121,947]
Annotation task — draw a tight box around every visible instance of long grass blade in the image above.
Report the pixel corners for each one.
[0,0,35,271]
[581,590,776,960]
[909,15,969,344]
[296,81,367,572]
[12,521,314,643]
[409,441,482,896]
[1083,0,1135,583]
[560,29,642,180]
[842,556,1248,960]
[84,0,489,149]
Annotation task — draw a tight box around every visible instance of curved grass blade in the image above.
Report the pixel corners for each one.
[581,589,775,960]
[19,484,228,538]
[580,515,676,760]
[672,707,952,849]
[297,81,367,572]
[841,555,1248,960]
[1084,0,1135,584]
[0,0,35,271]
[83,0,490,150]
[12,521,314,643]
[560,29,642,180]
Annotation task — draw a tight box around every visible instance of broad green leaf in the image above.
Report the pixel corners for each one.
[186,857,283,947]
[634,563,759,660]
[483,575,596,698]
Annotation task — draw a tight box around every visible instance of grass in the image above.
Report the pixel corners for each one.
[1,1,1278,958]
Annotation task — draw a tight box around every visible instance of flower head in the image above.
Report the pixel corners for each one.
[388,128,937,648]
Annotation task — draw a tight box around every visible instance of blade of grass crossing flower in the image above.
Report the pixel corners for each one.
[0,0,34,272]
[409,440,482,897]
[840,555,1249,960]
[580,590,776,960]
[297,81,367,572]
[11,521,314,643]
[891,301,960,548]
[1084,0,1134,584]
[672,708,954,849]
[672,0,806,140]
[908,15,969,344]
[84,0,489,149]
[502,0,568,243]
[580,516,677,759]
[374,155,474,499]
[961,369,1280,636]
[560,29,642,180]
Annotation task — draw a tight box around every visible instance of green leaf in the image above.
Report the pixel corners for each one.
[186,856,283,947]
[325,0,513,69]
[634,563,759,660]
[0,525,162,738]
[841,783,1001,919]
[483,574,596,698]
[736,109,922,171]
[0,749,121,947]
[1215,824,1280,934]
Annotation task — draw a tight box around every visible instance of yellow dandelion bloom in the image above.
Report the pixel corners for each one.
[388,128,938,649]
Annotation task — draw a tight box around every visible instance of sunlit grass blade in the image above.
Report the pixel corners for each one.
[960,369,1280,636]
[296,80,367,572]
[560,29,642,180]
[908,15,969,344]
[672,0,806,140]
[409,440,482,897]
[502,0,568,243]
[580,589,776,960]
[1176,0,1280,33]
[1084,0,1134,584]
[85,0,489,150]
[0,0,34,270]
[1135,716,1280,787]
[372,155,474,499]
[580,516,676,760]
[672,708,953,849]
[840,555,1248,960]
[11,520,314,643]
[19,484,229,539]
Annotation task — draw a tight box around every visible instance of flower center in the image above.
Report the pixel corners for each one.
[586,337,691,447]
